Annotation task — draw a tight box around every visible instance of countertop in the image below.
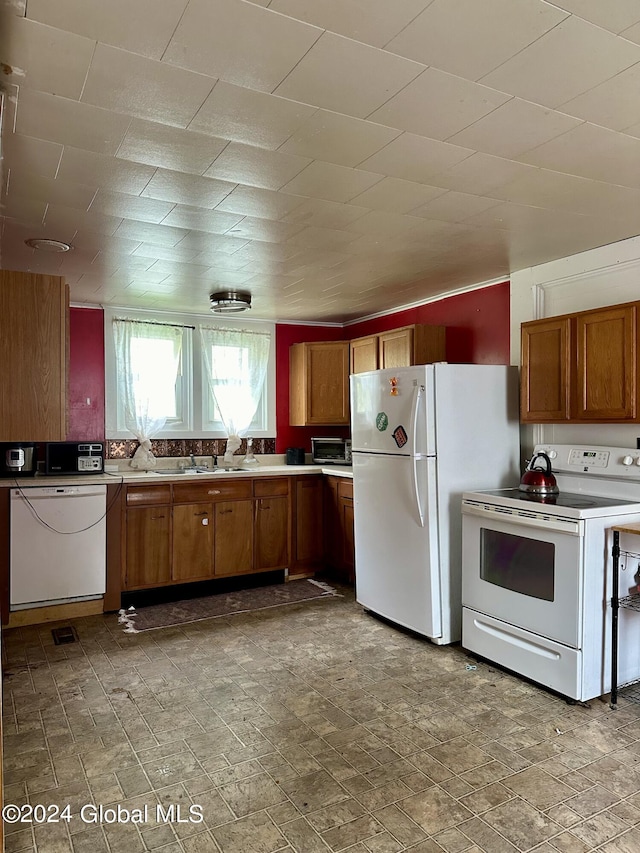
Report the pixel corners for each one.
[0,464,353,488]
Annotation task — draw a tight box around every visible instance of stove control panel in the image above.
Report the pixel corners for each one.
[535,444,640,478]
[568,448,610,467]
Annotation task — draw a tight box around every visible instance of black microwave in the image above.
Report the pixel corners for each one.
[45,441,105,475]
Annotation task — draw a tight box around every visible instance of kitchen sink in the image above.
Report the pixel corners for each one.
[152,467,249,475]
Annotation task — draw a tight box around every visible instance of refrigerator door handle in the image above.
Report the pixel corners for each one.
[411,455,425,527]
[410,384,425,527]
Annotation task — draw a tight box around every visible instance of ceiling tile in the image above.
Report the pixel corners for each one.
[448,98,583,158]
[89,191,175,223]
[5,169,97,210]
[221,217,305,243]
[269,0,432,48]
[369,68,511,141]
[178,233,250,255]
[113,220,189,247]
[57,147,156,195]
[280,198,369,229]
[160,206,244,233]
[44,205,123,237]
[385,0,567,81]
[26,0,189,59]
[559,64,640,132]
[359,134,473,183]
[278,110,401,168]
[2,133,62,178]
[163,0,322,91]
[116,120,228,175]
[141,169,236,208]
[204,143,311,190]
[349,177,446,214]
[15,90,132,156]
[429,152,539,194]
[481,17,640,108]
[287,227,362,250]
[0,14,95,99]
[188,81,317,150]
[410,190,502,222]
[81,43,215,128]
[551,0,640,33]
[215,186,306,220]
[0,197,47,227]
[273,32,425,118]
[517,123,640,188]
[280,162,384,203]
[622,20,640,46]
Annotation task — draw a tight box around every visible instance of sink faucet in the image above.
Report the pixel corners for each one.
[190,453,197,467]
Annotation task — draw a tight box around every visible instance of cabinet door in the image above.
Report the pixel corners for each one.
[350,336,378,374]
[255,496,289,570]
[172,503,213,582]
[290,341,350,425]
[378,328,413,369]
[342,500,355,582]
[214,500,254,576]
[576,305,637,420]
[0,271,68,441]
[125,506,171,589]
[323,476,342,569]
[295,476,324,567]
[520,318,571,422]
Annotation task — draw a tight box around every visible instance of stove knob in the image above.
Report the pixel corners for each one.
[635,457,640,466]
[547,450,557,459]
[623,455,634,466]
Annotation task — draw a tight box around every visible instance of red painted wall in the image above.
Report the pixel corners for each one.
[67,307,105,440]
[275,324,348,453]
[68,281,510,447]
[347,281,510,365]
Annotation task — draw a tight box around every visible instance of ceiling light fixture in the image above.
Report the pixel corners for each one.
[24,238,72,252]
[209,290,252,313]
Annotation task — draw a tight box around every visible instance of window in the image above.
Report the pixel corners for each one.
[105,308,275,439]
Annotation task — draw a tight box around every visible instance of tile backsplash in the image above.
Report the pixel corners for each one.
[106,437,276,459]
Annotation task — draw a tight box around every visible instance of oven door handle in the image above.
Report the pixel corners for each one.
[462,502,583,535]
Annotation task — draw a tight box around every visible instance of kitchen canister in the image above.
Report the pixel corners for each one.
[286,447,305,465]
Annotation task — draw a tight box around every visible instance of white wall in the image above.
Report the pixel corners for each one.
[510,234,640,454]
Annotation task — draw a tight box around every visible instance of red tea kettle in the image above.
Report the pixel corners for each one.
[519,452,559,495]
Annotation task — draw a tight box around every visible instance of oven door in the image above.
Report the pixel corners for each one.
[462,501,584,648]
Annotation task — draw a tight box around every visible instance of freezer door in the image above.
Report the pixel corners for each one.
[353,452,442,638]
[350,366,434,456]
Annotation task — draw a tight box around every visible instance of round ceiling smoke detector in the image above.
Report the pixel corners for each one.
[24,238,72,252]
[210,290,252,313]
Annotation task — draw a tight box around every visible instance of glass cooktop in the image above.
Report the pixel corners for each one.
[477,488,640,509]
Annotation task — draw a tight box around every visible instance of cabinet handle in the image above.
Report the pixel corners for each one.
[208,489,222,495]
[151,514,165,519]
[194,511,208,517]
[219,508,233,514]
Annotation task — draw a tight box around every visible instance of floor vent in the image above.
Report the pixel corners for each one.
[52,626,78,645]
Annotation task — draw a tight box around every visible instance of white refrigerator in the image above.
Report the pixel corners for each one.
[350,363,520,645]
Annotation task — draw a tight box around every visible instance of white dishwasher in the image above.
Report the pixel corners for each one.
[10,484,107,610]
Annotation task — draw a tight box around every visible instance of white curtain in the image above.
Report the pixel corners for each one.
[200,325,271,463]
[113,319,183,469]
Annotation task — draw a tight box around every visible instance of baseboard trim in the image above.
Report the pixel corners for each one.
[7,599,104,628]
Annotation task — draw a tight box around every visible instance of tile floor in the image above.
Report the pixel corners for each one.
[4,585,640,853]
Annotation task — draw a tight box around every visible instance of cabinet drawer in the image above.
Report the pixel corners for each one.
[173,479,252,503]
[126,484,172,506]
[338,480,353,501]
[254,477,289,497]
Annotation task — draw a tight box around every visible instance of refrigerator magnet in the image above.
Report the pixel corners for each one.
[376,412,389,431]
[393,426,408,448]
[389,377,398,395]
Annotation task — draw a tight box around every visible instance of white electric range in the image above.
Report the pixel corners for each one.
[462,444,640,702]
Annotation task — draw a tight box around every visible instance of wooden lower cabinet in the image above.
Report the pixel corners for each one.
[323,476,355,583]
[172,503,213,582]
[214,500,254,576]
[255,496,289,570]
[125,505,171,589]
[293,475,324,571]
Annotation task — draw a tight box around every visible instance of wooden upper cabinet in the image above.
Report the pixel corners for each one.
[350,335,378,374]
[576,305,637,420]
[520,317,571,422]
[351,324,446,373]
[521,301,640,423]
[289,341,350,425]
[0,270,68,441]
